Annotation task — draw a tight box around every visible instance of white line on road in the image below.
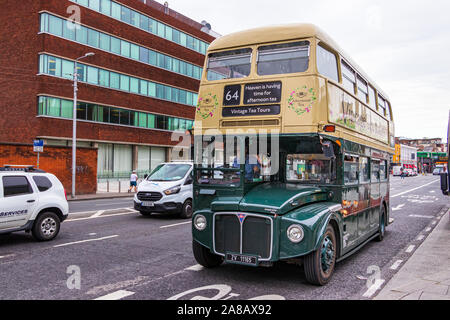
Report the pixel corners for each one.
[185,264,204,272]
[409,214,434,219]
[425,227,432,232]
[0,254,15,259]
[431,220,437,225]
[391,179,440,198]
[160,221,191,229]
[53,235,119,248]
[392,204,405,211]
[417,235,425,241]
[67,211,134,222]
[91,210,105,218]
[362,279,385,298]
[94,290,135,300]
[390,260,403,270]
[405,245,415,253]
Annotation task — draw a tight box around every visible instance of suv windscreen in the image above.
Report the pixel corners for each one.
[147,164,191,182]
[207,48,252,81]
[257,41,310,76]
[3,176,33,197]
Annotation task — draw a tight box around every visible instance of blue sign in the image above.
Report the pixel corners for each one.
[34,140,44,147]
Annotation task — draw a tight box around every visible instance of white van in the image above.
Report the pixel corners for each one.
[133,162,193,219]
[392,166,403,176]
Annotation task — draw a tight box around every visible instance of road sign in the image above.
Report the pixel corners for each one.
[33,140,44,153]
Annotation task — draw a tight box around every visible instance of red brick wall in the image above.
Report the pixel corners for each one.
[0,143,97,196]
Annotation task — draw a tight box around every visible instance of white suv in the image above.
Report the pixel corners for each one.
[134,162,193,219]
[0,166,69,241]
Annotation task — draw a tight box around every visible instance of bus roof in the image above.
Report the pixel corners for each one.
[208,23,390,100]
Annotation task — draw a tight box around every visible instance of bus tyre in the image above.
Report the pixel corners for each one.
[32,212,60,241]
[304,225,337,286]
[376,206,386,242]
[179,200,193,219]
[193,240,223,268]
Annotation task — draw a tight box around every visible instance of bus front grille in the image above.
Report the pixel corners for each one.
[214,213,272,260]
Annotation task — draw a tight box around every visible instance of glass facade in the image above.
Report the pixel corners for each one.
[39,13,203,80]
[37,96,194,132]
[70,0,209,55]
[39,54,198,107]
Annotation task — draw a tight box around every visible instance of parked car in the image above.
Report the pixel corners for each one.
[433,168,443,175]
[0,165,69,241]
[134,162,193,218]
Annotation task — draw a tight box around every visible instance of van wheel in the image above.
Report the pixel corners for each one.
[376,206,386,242]
[179,199,193,219]
[193,240,223,268]
[304,225,337,286]
[32,212,60,241]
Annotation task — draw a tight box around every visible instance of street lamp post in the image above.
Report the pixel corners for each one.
[72,52,95,198]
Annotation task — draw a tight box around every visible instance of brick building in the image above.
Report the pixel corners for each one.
[0,0,216,194]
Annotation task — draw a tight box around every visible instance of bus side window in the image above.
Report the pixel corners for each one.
[380,160,388,181]
[359,157,370,183]
[344,154,359,185]
[341,60,356,94]
[317,45,339,82]
[371,160,380,182]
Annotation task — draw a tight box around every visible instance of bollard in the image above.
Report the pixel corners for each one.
[107,179,110,193]
[118,179,121,193]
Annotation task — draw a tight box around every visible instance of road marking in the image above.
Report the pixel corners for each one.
[160,221,191,229]
[417,235,425,241]
[390,260,403,270]
[429,191,435,193]
[362,279,385,298]
[392,204,405,211]
[425,227,432,232]
[0,254,15,259]
[409,214,434,219]
[67,211,134,222]
[185,264,204,272]
[91,210,105,218]
[405,245,415,253]
[391,179,440,198]
[431,220,437,225]
[94,202,130,206]
[53,235,118,248]
[94,290,135,300]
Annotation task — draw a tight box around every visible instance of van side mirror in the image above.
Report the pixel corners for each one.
[185,177,193,185]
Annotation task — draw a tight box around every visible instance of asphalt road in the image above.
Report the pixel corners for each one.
[0,175,448,300]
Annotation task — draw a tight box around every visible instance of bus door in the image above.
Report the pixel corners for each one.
[370,160,381,232]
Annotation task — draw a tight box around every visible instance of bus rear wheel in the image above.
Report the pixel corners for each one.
[193,240,223,268]
[304,225,337,286]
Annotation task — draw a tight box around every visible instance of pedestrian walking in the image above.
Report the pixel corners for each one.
[400,168,406,180]
[128,170,138,193]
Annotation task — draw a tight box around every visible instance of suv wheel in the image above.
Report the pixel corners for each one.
[32,212,60,241]
[179,199,193,219]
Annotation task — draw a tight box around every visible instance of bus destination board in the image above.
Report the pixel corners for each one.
[222,105,280,117]
[244,81,282,105]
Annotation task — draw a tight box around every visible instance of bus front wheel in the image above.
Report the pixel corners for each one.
[193,240,223,268]
[304,225,337,286]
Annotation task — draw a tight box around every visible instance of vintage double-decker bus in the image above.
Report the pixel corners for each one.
[191,24,395,285]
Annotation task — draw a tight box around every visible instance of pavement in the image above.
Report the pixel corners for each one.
[375,206,450,300]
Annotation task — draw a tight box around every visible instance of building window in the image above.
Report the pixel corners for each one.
[120,74,130,91]
[99,33,111,52]
[110,37,121,54]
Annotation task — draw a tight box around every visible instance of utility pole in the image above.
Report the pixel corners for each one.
[72,52,94,198]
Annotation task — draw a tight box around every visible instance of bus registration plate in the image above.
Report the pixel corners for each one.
[226,253,258,266]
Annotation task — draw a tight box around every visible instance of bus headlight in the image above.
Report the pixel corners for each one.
[287,224,304,243]
[194,214,207,231]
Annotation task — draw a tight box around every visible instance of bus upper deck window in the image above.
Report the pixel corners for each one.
[206,48,252,81]
[257,41,310,76]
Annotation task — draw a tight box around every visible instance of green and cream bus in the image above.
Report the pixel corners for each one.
[191,24,395,285]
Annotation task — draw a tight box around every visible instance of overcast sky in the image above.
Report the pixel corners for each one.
[159,0,450,141]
